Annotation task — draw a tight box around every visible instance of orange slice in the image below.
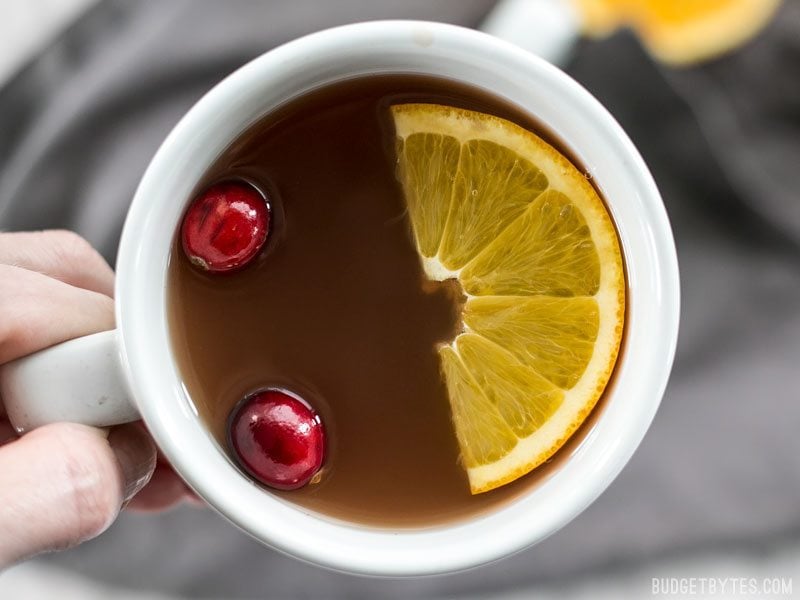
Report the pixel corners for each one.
[391,104,625,493]
[574,0,782,65]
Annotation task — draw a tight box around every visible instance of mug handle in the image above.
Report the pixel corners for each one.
[481,0,581,66]
[0,330,139,434]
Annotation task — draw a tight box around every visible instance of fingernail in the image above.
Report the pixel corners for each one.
[184,490,206,508]
[108,424,157,503]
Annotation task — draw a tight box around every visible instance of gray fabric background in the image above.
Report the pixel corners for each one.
[1,1,798,597]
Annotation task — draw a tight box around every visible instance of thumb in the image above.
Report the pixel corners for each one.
[0,422,156,567]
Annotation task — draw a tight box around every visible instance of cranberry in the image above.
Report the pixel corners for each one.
[228,389,325,490]
[181,181,269,273]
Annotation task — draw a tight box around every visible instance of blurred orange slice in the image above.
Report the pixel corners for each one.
[574,0,782,65]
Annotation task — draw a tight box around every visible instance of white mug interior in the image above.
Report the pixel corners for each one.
[116,20,679,576]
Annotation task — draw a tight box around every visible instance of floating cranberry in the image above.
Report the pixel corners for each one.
[181,181,269,273]
[228,389,325,490]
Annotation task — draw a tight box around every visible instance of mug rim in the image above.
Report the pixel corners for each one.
[117,20,679,576]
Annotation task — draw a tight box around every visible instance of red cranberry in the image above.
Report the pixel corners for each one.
[229,389,325,490]
[181,181,269,273]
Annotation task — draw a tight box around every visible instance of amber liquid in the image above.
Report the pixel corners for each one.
[168,74,612,527]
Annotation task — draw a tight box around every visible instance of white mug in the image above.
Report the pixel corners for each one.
[0,21,679,576]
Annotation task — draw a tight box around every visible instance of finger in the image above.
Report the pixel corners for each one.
[125,444,197,511]
[184,490,205,507]
[0,405,9,446]
[0,422,155,567]
[0,231,114,297]
[0,419,15,446]
[125,462,192,511]
[0,265,114,364]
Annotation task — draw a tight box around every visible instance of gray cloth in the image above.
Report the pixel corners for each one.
[1,0,799,597]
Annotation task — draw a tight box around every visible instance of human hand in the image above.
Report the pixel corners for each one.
[0,231,195,569]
